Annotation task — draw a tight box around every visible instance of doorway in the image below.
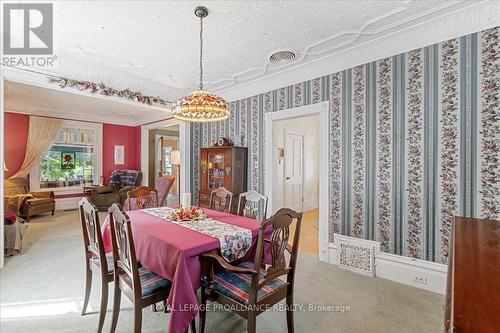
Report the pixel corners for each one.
[264,101,329,262]
[140,119,191,206]
[148,124,180,205]
[272,115,319,255]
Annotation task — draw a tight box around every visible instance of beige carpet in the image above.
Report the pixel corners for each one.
[0,210,444,333]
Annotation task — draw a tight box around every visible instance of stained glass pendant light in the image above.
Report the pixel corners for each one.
[171,6,229,123]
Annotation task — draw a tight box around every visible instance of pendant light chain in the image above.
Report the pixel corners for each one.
[199,15,204,90]
[171,6,229,123]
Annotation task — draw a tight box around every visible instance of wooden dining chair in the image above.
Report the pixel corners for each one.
[79,197,113,333]
[108,203,171,333]
[125,186,159,211]
[209,187,233,213]
[237,190,268,221]
[199,208,303,333]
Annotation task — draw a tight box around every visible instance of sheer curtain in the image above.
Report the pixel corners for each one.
[10,116,63,179]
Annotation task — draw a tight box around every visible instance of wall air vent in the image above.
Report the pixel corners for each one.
[335,235,380,277]
[269,50,296,64]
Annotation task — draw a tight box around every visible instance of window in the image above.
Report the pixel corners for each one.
[32,121,102,193]
[39,145,94,188]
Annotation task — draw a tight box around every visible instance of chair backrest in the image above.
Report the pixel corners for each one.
[79,197,108,272]
[108,204,141,296]
[250,208,302,303]
[125,186,159,210]
[155,176,175,206]
[209,187,233,213]
[237,190,268,221]
[4,178,28,196]
[109,170,142,187]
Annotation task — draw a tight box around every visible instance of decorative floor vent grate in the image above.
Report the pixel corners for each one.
[335,235,380,277]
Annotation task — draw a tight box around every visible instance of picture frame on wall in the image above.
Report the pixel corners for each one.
[114,145,125,165]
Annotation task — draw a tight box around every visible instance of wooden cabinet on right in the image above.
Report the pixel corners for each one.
[198,146,248,212]
[444,217,500,332]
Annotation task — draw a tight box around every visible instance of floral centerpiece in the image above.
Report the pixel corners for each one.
[168,207,207,222]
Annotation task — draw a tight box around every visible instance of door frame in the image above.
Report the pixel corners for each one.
[141,118,191,198]
[282,130,305,213]
[264,101,329,262]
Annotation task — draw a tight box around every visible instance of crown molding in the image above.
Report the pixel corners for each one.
[215,0,500,102]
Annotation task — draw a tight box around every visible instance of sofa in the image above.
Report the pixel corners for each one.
[4,178,55,221]
[90,170,142,211]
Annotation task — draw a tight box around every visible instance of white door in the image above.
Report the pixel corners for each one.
[284,132,304,212]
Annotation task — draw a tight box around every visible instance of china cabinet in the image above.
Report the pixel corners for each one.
[198,146,247,212]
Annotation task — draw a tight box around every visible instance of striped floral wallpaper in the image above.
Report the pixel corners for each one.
[191,27,500,264]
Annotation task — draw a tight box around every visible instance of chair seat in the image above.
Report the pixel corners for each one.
[26,198,53,206]
[91,252,114,272]
[121,267,171,297]
[202,261,287,304]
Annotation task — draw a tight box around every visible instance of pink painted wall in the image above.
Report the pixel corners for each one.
[102,123,142,184]
[3,112,142,185]
[3,112,29,179]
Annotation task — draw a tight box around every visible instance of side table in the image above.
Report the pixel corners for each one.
[4,212,28,256]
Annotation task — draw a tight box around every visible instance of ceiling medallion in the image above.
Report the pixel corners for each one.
[171,6,229,123]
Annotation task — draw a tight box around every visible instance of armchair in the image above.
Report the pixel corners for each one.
[90,170,142,211]
[4,178,55,221]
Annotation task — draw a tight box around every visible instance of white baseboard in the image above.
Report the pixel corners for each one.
[328,243,339,265]
[319,239,329,263]
[55,197,81,211]
[303,197,319,211]
[327,242,447,294]
[375,252,447,294]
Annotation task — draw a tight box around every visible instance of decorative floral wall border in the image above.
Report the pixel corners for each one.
[312,78,321,104]
[250,95,260,190]
[480,27,500,219]
[48,77,169,106]
[329,73,343,239]
[351,65,366,238]
[439,39,460,264]
[406,49,425,259]
[376,57,393,253]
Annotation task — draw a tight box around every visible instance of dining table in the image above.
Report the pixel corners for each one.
[101,207,270,333]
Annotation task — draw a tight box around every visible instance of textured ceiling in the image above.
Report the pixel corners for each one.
[7,0,477,101]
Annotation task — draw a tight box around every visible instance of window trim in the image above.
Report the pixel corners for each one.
[30,120,103,195]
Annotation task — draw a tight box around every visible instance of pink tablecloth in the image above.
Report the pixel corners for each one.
[101,208,266,333]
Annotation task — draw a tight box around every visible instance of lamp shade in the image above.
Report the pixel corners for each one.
[171,90,229,123]
[171,150,181,165]
[4,160,8,172]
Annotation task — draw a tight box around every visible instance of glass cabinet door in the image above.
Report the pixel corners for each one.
[207,151,224,190]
